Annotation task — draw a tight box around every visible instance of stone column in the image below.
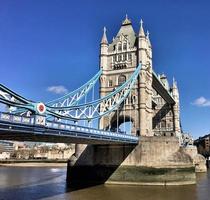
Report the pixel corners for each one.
[146,67,154,136]
[139,68,147,136]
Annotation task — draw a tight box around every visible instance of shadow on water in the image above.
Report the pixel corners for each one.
[0,180,199,200]
[66,144,137,191]
[0,168,210,200]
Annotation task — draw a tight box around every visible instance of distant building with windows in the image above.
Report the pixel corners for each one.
[0,141,14,153]
[194,134,210,158]
[0,141,15,160]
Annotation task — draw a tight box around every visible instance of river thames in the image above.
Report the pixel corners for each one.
[0,166,209,200]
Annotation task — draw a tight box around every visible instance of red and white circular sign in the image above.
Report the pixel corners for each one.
[36,102,46,114]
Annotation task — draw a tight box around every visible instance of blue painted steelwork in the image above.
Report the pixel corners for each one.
[47,69,102,107]
[0,65,141,121]
[0,112,139,144]
[46,64,142,120]
[0,84,32,104]
[11,69,102,115]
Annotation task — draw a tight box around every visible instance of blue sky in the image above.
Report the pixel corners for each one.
[0,0,210,138]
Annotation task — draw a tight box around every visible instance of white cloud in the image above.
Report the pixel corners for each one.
[47,85,68,94]
[192,97,210,107]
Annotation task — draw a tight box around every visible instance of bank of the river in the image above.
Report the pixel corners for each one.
[0,159,67,167]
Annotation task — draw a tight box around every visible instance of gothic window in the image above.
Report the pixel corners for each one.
[108,80,113,87]
[123,43,127,51]
[118,44,122,51]
[113,55,116,62]
[129,53,132,60]
[161,120,166,128]
[132,95,136,104]
[118,74,126,85]
[123,53,126,61]
[118,54,122,62]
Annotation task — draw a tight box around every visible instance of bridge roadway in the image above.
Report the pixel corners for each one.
[0,112,139,144]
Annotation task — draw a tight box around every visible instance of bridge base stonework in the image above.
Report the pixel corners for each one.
[67,136,196,186]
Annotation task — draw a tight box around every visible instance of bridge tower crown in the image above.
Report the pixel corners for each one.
[99,16,181,138]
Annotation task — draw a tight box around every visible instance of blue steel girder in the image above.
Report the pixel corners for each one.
[152,71,175,105]
[0,112,139,144]
[47,69,102,107]
[1,69,102,115]
[0,84,33,105]
[46,64,141,121]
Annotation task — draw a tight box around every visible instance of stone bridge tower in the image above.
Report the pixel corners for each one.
[99,16,181,138]
[99,16,153,136]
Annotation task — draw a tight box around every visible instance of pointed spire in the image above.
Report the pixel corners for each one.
[101,27,108,44]
[146,30,152,47]
[139,19,145,37]
[122,14,132,25]
[172,77,178,88]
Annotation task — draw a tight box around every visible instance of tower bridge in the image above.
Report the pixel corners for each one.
[0,16,205,186]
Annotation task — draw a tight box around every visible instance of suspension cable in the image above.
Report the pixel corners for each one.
[83,94,87,126]
[89,84,95,128]
[135,87,137,136]
[123,100,126,132]
[130,94,132,135]
[108,113,111,131]
[117,108,119,133]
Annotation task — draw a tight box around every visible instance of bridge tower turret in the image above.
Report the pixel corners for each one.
[172,78,181,139]
[100,27,109,70]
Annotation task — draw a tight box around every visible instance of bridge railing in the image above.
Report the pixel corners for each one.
[0,112,139,142]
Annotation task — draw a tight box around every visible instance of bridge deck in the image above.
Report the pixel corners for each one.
[0,113,139,144]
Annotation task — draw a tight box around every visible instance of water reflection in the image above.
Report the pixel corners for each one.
[0,167,209,200]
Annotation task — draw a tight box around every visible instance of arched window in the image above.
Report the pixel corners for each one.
[108,80,113,87]
[129,53,132,60]
[118,44,122,51]
[161,120,166,128]
[113,55,116,62]
[123,53,126,61]
[118,75,126,85]
[118,54,122,62]
[123,43,127,50]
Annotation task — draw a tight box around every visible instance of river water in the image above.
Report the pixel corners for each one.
[0,166,209,200]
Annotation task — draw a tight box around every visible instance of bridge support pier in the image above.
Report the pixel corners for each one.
[67,136,196,186]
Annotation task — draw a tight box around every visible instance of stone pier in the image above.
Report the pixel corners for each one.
[67,136,196,186]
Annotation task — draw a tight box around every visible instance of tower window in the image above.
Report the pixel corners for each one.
[123,43,127,51]
[129,53,132,60]
[118,44,122,51]
[161,120,166,128]
[118,74,126,85]
[108,80,113,87]
[123,53,126,61]
[118,54,122,62]
[113,55,116,62]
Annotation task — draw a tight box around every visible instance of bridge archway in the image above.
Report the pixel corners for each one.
[108,115,137,135]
